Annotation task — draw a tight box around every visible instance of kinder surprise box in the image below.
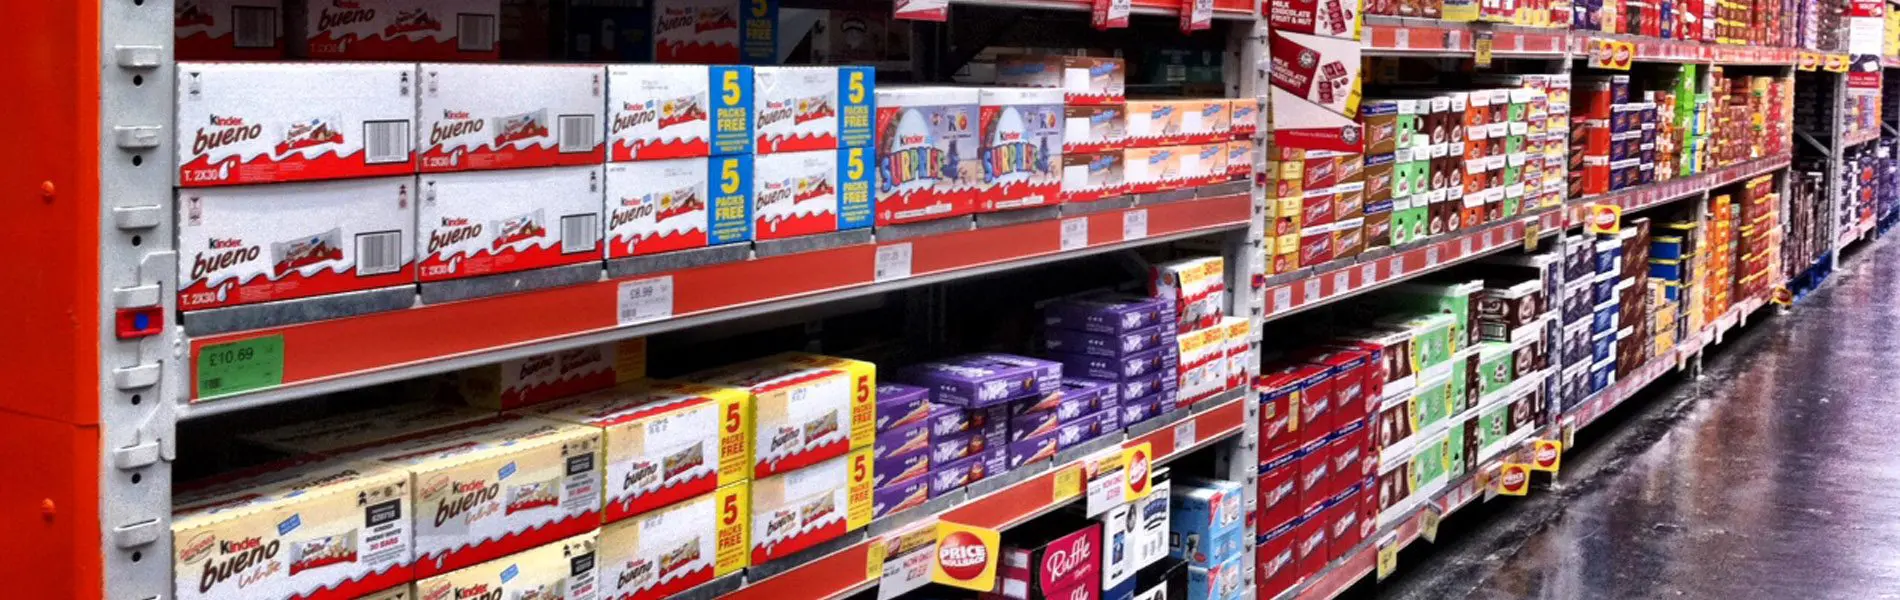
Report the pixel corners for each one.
[176,0,283,60]
[176,177,414,312]
[418,64,605,171]
[749,448,874,564]
[171,460,412,600]
[751,147,874,240]
[604,155,753,257]
[875,87,982,225]
[450,338,647,411]
[523,380,750,523]
[980,88,1065,211]
[691,353,876,478]
[343,415,602,578]
[412,532,598,600]
[294,0,499,61]
[416,166,603,283]
[995,55,1126,105]
[599,483,749,600]
[176,62,416,187]
[607,64,753,161]
[651,0,740,63]
[753,66,876,153]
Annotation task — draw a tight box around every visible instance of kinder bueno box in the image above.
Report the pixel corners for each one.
[342,415,602,578]
[872,476,932,519]
[1064,105,1127,153]
[753,66,875,153]
[896,353,1063,408]
[413,532,597,600]
[751,148,873,240]
[418,64,605,171]
[604,155,753,257]
[448,338,647,411]
[995,55,1126,105]
[177,177,414,312]
[876,383,933,431]
[1151,256,1227,333]
[749,448,874,563]
[992,517,1104,599]
[294,0,500,61]
[1061,150,1126,203]
[691,353,876,478]
[597,484,748,600]
[416,166,603,282]
[176,62,416,186]
[606,64,753,161]
[171,459,412,600]
[522,380,750,523]
[176,0,283,60]
[979,88,1065,211]
[651,0,740,63]
[874,87,982,224]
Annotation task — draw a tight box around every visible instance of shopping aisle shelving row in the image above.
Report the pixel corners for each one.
[1562,154,1795,225]
[1362,17,1811,64]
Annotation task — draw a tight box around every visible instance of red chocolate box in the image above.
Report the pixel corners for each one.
[1257,449,1302,533]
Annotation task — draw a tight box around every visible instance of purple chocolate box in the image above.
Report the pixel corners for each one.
[1095,406,1122,437]
[931,447,1006,496]
[1043,325,1169,358]
[875,383,933,431]
[1043,294,1169,334]
[1010,378,1107,420]
[933,429,1002,464]
[874,451,931,489]
[929,404,1008,439]
[1116,372,1165,402]
[1050,346,1168,380]
[1007,428,1063,470]
[897,354,1063,408]
[1009,411,1063,443]
[1058,412,1100,449]
[874,419,931,462]
[872,477,932,520]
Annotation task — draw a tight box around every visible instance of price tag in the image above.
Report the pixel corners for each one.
[1460,237,1473,255]
[1174,420,1198,449]
[1446,29,1462,49]
[1375,534,1400,581]
[1387,258,1402,280]
[1123,209,1149,240]
[1361,263,1377,284]
[1425,247,1441,266]
[1333,271,1351,293]
[875,243,914,282]
[1419,506,1443,543]
[866,538,890,581]
[1273,287,1292,312]
[1054,466,1084,500]
[893,0,948,20]
[195,335,285,399]
[1061,218,1090,251]
[616,276,675,326]
[1394,28,1410,49]
[1473,28,1494,67]
[1524,219,1542,251]
[1303,277,1321,300]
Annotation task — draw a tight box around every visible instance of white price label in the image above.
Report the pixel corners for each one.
[1273,287,1293,312]
[616,276,675,326]
[1362,263,1378,284]
[1086,468,1126,515]
[1426,247,1441,265]
[1061,218,1089,250]
[1334,271,1351,292]
[874,243,913,282]
[1123,209,1149,240]
[1447,29,1463,48]
[1461,237,1474,255]
[1387,259,1402,280]
[1174,420,1198,448]
[1303,277,1321,300]
[1394,28,1410,48]
[877,542,937,600]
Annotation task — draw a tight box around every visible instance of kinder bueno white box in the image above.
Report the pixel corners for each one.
[177,62,416,186]
[874,86,982,225]
[979,88,1064,212]
[449,337,647,411]
[751,148,873,240]
[599,484,749,600]
[607,65,754,161]
[416,166,604,282]
[604,155,753,257]
[524,380,751,523]
[754,66,877,153]
[343,415,602,578]
[176,0,284,60]
[413,532,598,600]
[172,459,412,600]
[1061,150,1125,203]
[418,64,606,172]
[749,448,873,564]
[294,0,499,61]
[652,0,740,63]
[177,177,414,312]
[690,353,876,478]
[995,55,1126,105]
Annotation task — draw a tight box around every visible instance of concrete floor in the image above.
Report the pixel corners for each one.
[1368,236,1899,600]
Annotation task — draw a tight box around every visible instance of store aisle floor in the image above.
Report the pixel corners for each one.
[1371,237,1900,600]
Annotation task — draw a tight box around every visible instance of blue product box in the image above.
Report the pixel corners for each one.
[837,145,875,230]
[1186,555,1244,600]
[1170,478,1245,567]
[1592,275,1618,305]
[708,153,755,245]
[1649,259,1683,281]
[709,65,754,156]
[1592,304,1618,334]
[1594,244,1622,274]
[838,66,876,149]
[1589,359,1615,392]
[1591,329,1615,363]
[1651,236,1684,260]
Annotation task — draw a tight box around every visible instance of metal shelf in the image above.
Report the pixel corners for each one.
[1362,17,1809,65]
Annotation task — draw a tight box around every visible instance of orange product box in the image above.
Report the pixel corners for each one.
[1334,181,1366,220]
[1336,153,1364,183]
[1268,251,1300,275]
[1333,218,1366,260]
[690,353,876,478]
[1230,98,1259,138]
[1126,99,1190,147]
[1227,141,1254,179]
[172,458,414,600]
[341,415,603,578]
[599,483,749,600]
[749,448,874,564]
[1184,99,1233,143]
[1124,145,1190,194]
[523,379,751,523]
[413,532,598,600]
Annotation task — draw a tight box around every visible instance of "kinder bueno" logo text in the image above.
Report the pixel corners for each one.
[191,237,262,281]
[613,102,656,134]
[427,218,482,254]
[434,479,501,527]
[431,110,485,146]
[610,199,654,230]
[197,535,281,594]
[317,0,375,32]
[447,583,502,600]
[936,531,989,581]
[192,115,263,156]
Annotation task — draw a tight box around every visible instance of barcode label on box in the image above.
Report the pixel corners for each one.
[355,230,403,275]
[457,14,497,51]
[232,6,276,48]
[362,120,411,165]
[558,114,597,153]
[560,213,599,254]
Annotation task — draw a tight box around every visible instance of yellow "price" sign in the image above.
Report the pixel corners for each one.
[1375,534,1401,581]
[1419,506,1443,543]
[1053,465,1084,500]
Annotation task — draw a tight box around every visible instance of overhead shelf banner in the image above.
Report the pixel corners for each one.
[1266,0,1364,151]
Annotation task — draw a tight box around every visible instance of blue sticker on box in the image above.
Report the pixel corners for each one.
[709,66,754,156]
[708,154,754,245]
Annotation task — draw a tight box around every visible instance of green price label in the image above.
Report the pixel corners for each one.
[195,335,285,400]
